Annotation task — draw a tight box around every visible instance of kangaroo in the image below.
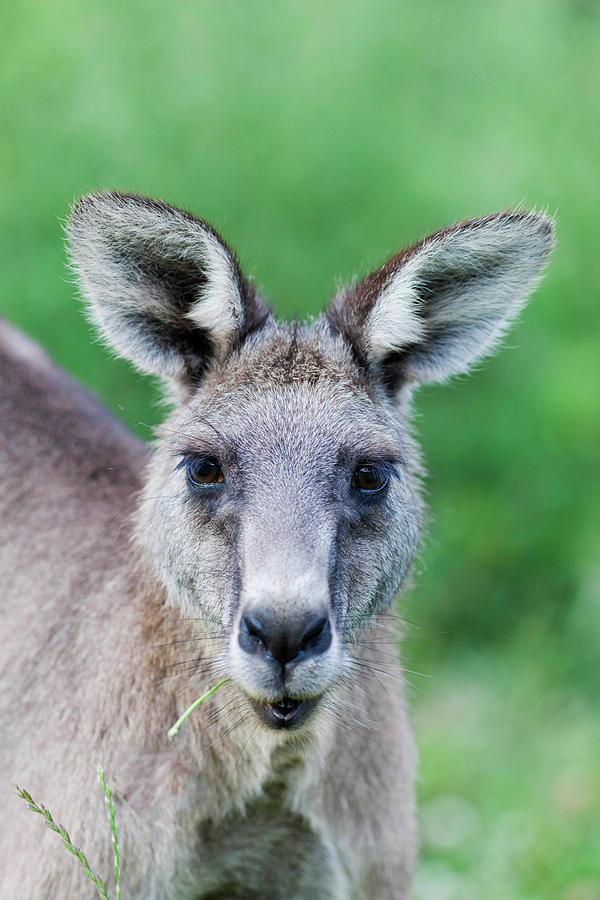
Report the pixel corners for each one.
[0,193,553,899]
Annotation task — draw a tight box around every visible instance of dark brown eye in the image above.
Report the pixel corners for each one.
[187,457,224,487]
[351,464,389,493]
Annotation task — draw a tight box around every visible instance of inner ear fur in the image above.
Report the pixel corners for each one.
[327,210,555,392]
[67,192,269,383]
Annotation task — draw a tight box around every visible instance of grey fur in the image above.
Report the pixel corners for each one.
[0,194,554,898]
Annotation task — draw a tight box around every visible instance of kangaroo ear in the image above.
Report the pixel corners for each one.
[327,211,554,390]
[67,192,269,383]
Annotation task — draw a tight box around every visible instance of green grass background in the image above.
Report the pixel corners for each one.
[2,0,598,896]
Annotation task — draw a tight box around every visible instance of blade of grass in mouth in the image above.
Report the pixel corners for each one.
[167,678,230,738]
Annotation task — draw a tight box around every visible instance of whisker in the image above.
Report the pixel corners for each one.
[231,723,260,776]
[162,651,223,670]
[155,632,226,648]
[400,667,430,679]
[197,715,252,753]
[321,696,372,732]
[182,697,242,734]
[344,642,400,660]
[347,656,397,678]
[156,657,221,686]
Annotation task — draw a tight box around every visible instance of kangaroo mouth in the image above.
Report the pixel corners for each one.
[254,696,319,731]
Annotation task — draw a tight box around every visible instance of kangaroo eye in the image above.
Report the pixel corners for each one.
[186,457,224,487]
[351,464,389,493]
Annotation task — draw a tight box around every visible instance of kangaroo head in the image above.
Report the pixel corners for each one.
[68,193,553,734]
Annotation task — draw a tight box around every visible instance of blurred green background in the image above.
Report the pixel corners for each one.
[2,0,599,896]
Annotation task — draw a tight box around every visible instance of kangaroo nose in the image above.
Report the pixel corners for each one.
[239,612,332,664]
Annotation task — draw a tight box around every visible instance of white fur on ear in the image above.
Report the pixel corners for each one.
[365,251,428,359]
[362,211,555,383]
[185,228,244,356]
[67,193,259,381]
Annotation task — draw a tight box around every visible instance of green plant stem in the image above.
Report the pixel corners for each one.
[13,785,109,899]
[98,766,120,900]
[168,678,231,737]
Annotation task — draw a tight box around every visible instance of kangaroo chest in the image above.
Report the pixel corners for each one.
[192,789,346,900]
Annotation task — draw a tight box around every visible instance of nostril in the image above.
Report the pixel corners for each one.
[239,614,268,654]
[299,615,331,656]
[241,615,267,642]
[300,616,327,645]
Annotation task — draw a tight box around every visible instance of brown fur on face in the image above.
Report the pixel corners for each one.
[0,196,553,898]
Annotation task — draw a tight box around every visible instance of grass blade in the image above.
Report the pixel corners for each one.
[97,766,120,900]
[168,677,230,737]
[13,784,109,899]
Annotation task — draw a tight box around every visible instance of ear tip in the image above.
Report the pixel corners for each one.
[67,193,170,248]
[443,208,555,268]
[70,190,146,218]
[68,192,209,241]
[490,207,557,250]
[68,192,124,236]
[523,209,558,263]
